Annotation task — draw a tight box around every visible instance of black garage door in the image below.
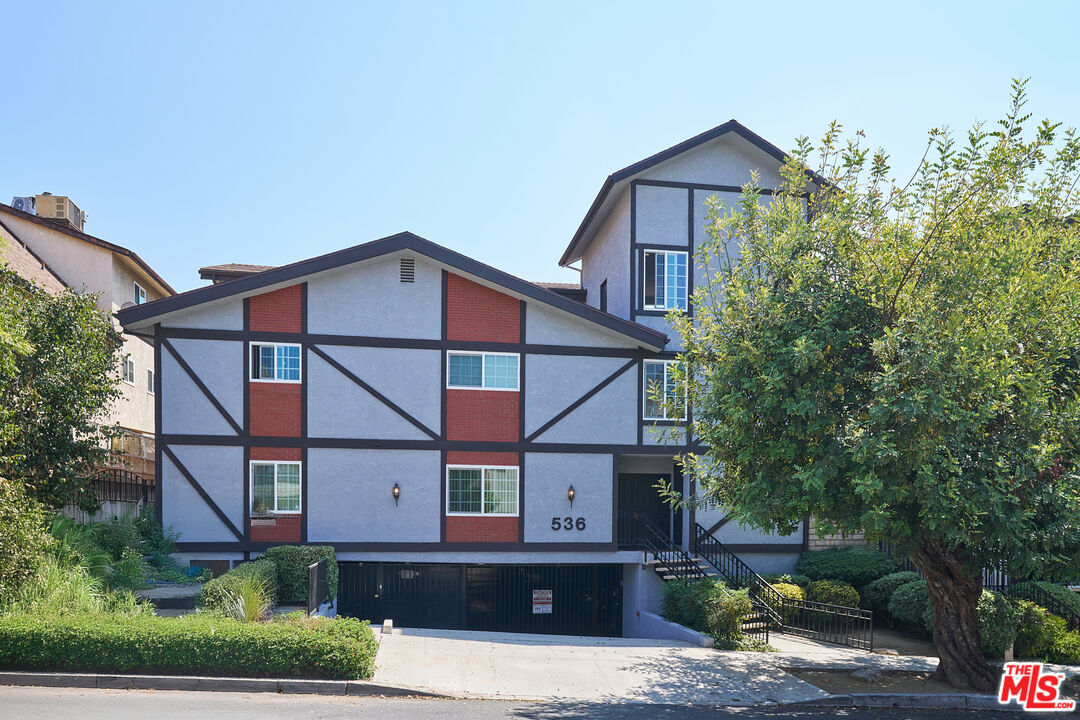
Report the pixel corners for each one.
[338,563,622,637]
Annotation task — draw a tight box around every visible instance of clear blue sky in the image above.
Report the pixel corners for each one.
[3,1,1077,293]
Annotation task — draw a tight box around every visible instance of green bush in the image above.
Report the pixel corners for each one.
[1013,600,1059,660]
[1045,617,1080,664]
[764,582,806,621]
[806,579,861,608]
[1028,581,1080,619]
[762,573,811,588]
[262,546,338,604]
[794,547,896,588]
[888,579,930,626]
[199,559,277,611]
[0,613,377,679]
[978,590,1019,659]
[0,479,53,598]
[661,579,754,648]
[92,517,142,562]
[134,504,176,558]
[226,573,273,623]
[108,548,146,591]
[862,571,921,615]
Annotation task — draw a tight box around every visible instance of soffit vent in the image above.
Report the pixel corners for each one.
[399,257,415,283]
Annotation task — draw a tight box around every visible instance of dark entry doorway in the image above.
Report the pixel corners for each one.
[617,471,682,547]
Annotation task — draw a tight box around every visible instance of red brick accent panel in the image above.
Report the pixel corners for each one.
[249,515,301,542]
[446,274,520,343]
[445,516,519,543]
[249,383,302,436]
[445,390,519,442]
[248,285,303,333]
[446,451,519,466]
[250,446,302,461]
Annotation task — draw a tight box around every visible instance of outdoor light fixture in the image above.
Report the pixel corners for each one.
[392,482,401,506]
[567,485,576,507]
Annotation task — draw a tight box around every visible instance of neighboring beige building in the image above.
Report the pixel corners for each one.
[0,198,174,484]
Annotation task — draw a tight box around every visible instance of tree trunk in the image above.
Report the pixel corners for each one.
[910,539,997,692]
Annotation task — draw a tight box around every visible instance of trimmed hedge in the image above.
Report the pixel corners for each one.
[766,582,806,621]
[1013,600,1060,660]
[794,547,896,588]
[978,590,1019,659]
[0,613,377,679]
[199,559,277,611]
[806,579,860,608]
[887,579,929,626]
[263,546,338,604]
[861,571,921,615]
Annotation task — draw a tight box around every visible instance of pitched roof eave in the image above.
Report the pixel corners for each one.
[117,232,669,350]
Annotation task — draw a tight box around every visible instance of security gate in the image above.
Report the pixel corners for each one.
[338,562,622,637]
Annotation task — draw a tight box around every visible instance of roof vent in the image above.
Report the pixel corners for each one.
[399,257,415,283]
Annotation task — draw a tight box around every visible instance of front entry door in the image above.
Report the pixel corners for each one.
[618,472,680,546]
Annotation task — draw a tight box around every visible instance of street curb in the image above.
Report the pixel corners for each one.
[0,671,446,698]
[790,692,1080,713]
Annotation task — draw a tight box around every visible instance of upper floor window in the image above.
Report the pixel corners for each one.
[447,465,518,516]
[122,356,135,385]
[251,343,301,382]
[134,282,146,305]
[642,250,687,311]
[251,461,301,514]
[447,351,519,391]
[643,359,686,421]
[147,369,155,394]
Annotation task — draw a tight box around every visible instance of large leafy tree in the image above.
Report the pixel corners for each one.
[0,259,122,508]
[673,81,1080,690]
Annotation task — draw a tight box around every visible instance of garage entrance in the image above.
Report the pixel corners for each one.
[338,562,622,637]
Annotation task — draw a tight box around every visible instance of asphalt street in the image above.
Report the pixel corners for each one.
[0,686,1020,719]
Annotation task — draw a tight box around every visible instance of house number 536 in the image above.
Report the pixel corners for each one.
[551,517,586,531]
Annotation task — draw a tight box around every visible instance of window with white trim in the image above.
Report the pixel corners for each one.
[643,359,686,420]
[250,343,301,382]
[642,249,688,311]
[122,356,135,384]
[447,352,519,390]
[147,369,155,394]
[134,282,146,305]
[250,461,302,514]
[446,465,518,515]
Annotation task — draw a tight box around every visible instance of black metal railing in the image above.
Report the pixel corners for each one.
[878,541,1013,592]
[624,511,706,584]
[1007,582,1080,631]
[696,523,874,650]
[308,559,328,616]
[87,469,155,504]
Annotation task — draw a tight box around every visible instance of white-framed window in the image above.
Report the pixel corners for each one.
[643,359,687,421]
[446,351,519,391]
[642,249,688,311]
[122,356,136,385]
[134,282,146,305]
[250,461,302,514]
[250,343,302,382]
[446,465,518,516]
[147,369,155,394]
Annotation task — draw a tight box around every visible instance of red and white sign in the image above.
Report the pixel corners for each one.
[998,662,1075,711]
[532,589,552,614]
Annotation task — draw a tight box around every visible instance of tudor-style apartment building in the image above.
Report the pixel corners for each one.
[117,121,820,637]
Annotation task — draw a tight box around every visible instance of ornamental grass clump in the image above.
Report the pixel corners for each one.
[226,573,273,622]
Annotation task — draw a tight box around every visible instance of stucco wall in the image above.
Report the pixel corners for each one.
[523,452,612,543]
[161,298,244,330]
[532,368,638,444]
[581,189,631,318]
[524,354,633,438]
[162,445,243,543]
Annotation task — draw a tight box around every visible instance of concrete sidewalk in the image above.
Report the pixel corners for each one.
[370,627,942,704]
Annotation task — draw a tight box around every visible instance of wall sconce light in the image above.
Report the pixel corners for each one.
[567,485,576,508]
[392,482,401,506]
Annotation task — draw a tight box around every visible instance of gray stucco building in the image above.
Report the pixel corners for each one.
[117,121,817,637]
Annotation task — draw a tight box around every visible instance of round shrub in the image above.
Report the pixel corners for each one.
[862,571,921,614]
[978,590,1019,659]
[807,579,860,608]
[794,547,897,588]
[765,582,806,621]
[888,579,930,626]
[1013,600,1057,660]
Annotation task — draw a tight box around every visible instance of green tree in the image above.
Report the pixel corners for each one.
[672,80,1080,690]
[0,259,122,508]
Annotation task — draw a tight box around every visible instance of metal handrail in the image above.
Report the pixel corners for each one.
[695,523,874,650]
[628,512,706,584]
[1007,582,1080,631]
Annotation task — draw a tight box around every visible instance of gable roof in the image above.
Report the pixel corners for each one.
[0,202,175,295]
[0,216,68,293]
[117,232,668,349]
[559,119,827,266]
